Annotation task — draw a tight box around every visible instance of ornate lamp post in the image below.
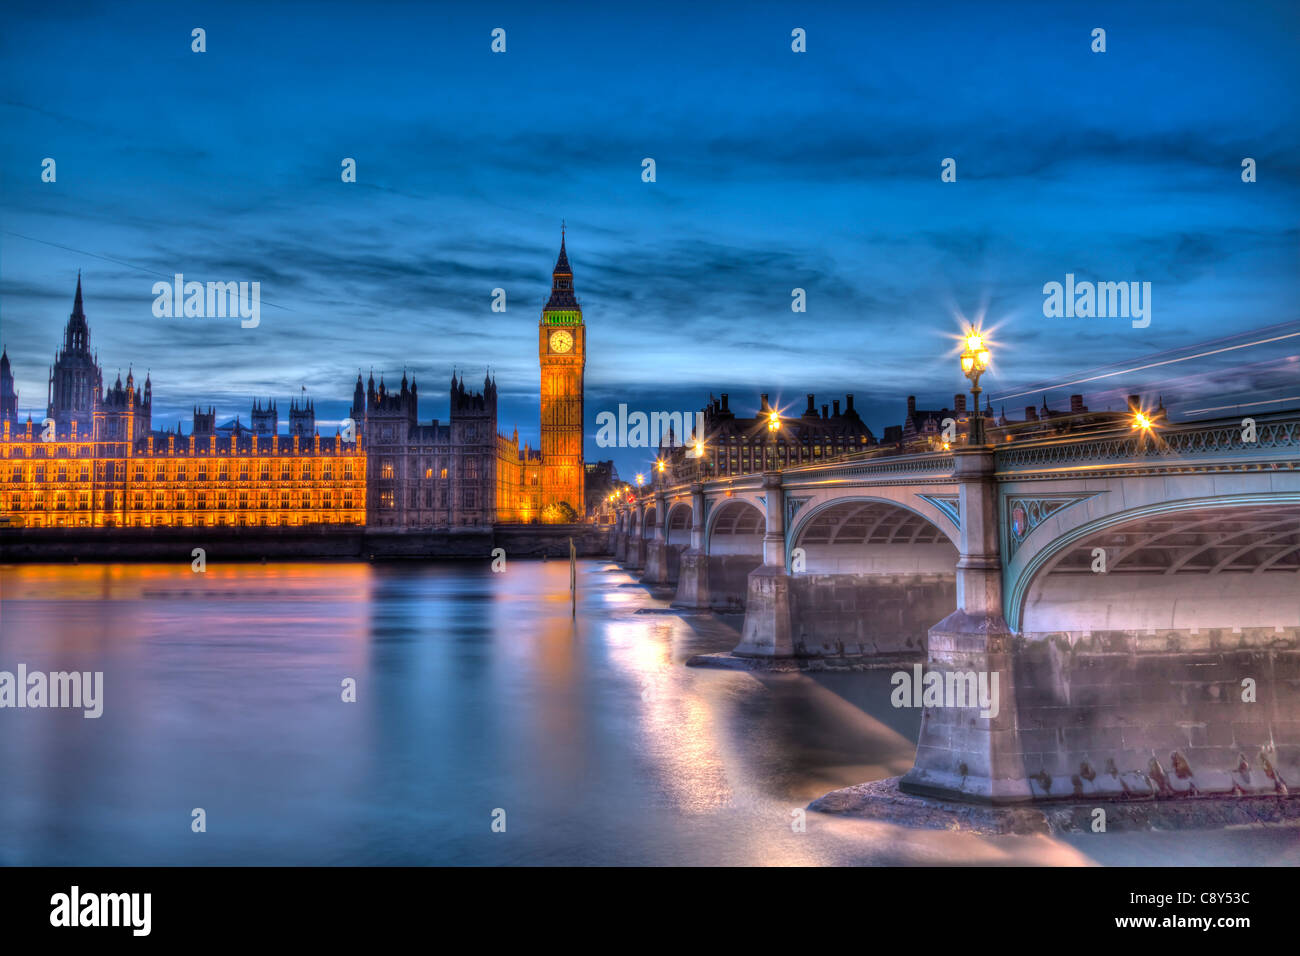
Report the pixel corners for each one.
[765,410,781,471]
[960,329,992,445]
[692,438,708,480]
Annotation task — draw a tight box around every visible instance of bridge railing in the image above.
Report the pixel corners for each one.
[612,413,1300,513]
[994,412,1300,472]
[779,450,955,485]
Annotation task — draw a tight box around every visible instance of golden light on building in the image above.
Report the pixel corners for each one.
[0,420,365,529]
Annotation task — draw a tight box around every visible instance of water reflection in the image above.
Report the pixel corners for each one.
[0,561,1292,865]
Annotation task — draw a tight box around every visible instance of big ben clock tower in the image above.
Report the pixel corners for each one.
[538,226,586,521]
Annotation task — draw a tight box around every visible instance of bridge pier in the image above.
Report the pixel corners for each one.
[613,510,628,562]
[626,502,647,572]
[641,491,671,586]
[672,484,711,609]
[735,474,797,657]
[900,448,1030,802]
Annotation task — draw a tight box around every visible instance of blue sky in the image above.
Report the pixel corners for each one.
[2,0,1297,477]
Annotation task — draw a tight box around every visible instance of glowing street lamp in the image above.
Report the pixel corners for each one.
[691,437,710,478]
[635,473,645,488]
[765,409,781,470]
[1132,411,1153,431]
[960,328,993,445]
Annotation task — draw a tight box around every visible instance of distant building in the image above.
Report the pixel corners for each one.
[656,391,875,485]
[0,237,590,530]
[896,391,1164,450]
[992,392,1164,441]
[584,459,622,516]
[0,278,363,528]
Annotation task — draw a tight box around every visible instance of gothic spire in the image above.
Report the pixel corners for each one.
[545,225,579,310]
[63,271,90,353]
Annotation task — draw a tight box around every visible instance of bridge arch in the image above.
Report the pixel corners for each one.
[786,495,959,574]
[781,495,957,659]
[704,498,764,555]
[665,502,692,548]
[641,505,657,539]
[699,497,765,610]
[1011,493,1300,634]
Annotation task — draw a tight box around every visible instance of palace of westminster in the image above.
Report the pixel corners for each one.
[0,234,1129,532]
[0,236,588,529]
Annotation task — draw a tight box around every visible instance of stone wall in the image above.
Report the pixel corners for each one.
[707,553,762,610]
[903,621,1300,803]
[788,572,954,659]
[1011,628,1300,799]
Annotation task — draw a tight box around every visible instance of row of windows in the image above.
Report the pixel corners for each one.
[3,444,356,459]
[377,487,478,509]
[10,490,357,510]
[377,459,484,480]
[18,514,360,528]
[7,461,358,482]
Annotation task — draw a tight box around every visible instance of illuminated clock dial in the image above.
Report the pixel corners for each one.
[549,330,574,353]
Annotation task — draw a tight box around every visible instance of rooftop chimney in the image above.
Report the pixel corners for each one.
[1127,394,1140,412]
[1025,406,1038,422]
[806,393,816,414]
[822,404,829,419]
[907,395,917,415]
[954,394,967,413]
[832,399,841,416]
[1070,394,1085,413]
[720,393,729,413]
[845,394,855,413]
[760,393,770,413]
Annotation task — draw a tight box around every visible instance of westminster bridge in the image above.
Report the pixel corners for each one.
[607,411,1300,806]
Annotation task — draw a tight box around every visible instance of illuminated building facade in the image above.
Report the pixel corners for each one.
[2,237,588,531]
[537,229,586,522]
[347,232,585,528]
[1,279,365,528]
[655,391,876,485]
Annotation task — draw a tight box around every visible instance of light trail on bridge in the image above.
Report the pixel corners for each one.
[991,320,1300,404]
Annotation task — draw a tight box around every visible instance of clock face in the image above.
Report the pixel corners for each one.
[549,330,574,353]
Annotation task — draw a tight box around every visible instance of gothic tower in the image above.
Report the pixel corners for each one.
[47,273,103,432]
[538,227,585,521]
[0,347,17,426]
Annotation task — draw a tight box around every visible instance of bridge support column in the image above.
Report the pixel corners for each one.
[901,448,1029,803]
[672,483,710,608]
[613,512,628,563]
[735,473,796,657]
[642,490,670,586]
[627,502,647,572]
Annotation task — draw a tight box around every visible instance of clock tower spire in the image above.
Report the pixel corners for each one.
[538,226,586,522]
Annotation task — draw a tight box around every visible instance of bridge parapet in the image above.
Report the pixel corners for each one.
[995,413,1300,476]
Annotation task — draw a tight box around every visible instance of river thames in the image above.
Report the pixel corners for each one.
[1,560,1296,866]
